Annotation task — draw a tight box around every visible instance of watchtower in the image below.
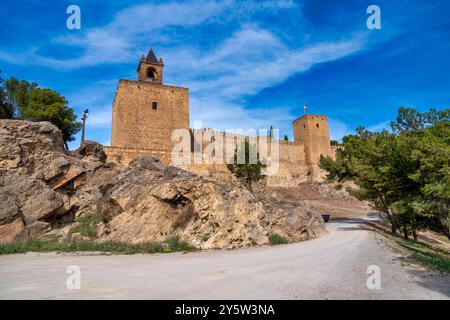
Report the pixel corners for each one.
[293,114,333,165]
[110,49,189,162]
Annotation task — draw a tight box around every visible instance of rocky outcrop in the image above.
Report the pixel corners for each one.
[72,140,107,163]
[0,120,325,248]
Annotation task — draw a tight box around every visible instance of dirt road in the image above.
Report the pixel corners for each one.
[0,219,448,299]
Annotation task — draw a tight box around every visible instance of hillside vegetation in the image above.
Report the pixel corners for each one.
[320,107,449,240]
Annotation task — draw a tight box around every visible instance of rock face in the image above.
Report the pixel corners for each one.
[0,120,325,248]
[72,140,107,163]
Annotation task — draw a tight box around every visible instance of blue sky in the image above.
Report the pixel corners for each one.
[1,0,449,149]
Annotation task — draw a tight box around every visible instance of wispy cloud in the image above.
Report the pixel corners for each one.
[0,0,298,69]
[168,25,366,137]
[167,26,366,99]
[0,1,227,68]
[190,96,294,132]
[0,0,369,144]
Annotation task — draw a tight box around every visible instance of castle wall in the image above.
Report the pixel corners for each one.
[104,146,170,167]
[105,128,311,184]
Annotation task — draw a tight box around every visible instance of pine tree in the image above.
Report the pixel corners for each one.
[227,139,266,191]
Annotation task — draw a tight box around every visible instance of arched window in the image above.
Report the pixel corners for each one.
[146,67,156,82]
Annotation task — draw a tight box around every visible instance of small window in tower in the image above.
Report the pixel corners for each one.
[303,125,306,128]
[152,102,157,110]
[316,123,319,128]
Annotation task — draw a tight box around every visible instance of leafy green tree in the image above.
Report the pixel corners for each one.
[319,108,450,240]
[283,134,289,141]
[330,140,339,147]
[227,139,266,191]
[0,72,15,119]
[21,88,81,149]
[3,77,37,116]
[1,76,81,149]
[391,107,449,133]
[406,119,450,238]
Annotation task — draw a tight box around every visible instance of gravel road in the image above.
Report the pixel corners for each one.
[0,219,449,299]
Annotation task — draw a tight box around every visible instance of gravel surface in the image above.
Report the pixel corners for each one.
[0,220,449,299]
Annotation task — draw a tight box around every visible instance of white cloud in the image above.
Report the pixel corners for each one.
[66,79,118,107]
[0,0,369,145]
[190,97,294,132]
[0,0,231,69]
[0,0,299,69]
[164,26,366,137]
[156,25,366,103]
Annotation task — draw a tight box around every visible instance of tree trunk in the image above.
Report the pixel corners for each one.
[386,211,397,235]
[412,227,418,241]
[402,226,409,240]
[391,223,397,235]
[439,225,450,240]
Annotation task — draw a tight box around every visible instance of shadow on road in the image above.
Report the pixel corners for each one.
[336,226,367,231]
[328,218,375,232]
[405,268,450,298]
[332,217,450,299]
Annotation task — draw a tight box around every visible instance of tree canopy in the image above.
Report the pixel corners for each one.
[0,72,81,149]
[319,107,450,240]
[0,73,15,119]
[227,139,266,191]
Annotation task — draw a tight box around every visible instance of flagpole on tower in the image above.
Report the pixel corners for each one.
[303,105,308,115]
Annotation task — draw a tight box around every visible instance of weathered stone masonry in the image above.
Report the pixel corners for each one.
[105,49,335,183]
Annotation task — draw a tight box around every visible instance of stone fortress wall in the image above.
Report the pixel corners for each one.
[104,49,335,184]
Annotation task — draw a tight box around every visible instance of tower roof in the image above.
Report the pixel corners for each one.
[145,49,159,63]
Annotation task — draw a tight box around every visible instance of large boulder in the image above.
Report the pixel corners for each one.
[0,120,325,248]
[0,120,109,242]
[96,157,324,249]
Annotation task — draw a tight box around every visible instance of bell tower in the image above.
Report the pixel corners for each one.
[137,49,164,84]
[110,47,189,162]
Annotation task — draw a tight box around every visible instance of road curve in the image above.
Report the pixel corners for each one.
[0,220,449,299]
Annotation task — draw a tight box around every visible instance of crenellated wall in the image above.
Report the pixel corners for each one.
[105,128,315,184]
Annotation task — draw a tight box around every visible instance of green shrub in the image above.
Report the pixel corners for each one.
[410,251,450,273]
[163,235,197,252]
[0,236,196,255]
[68,213,103,239]
[268,233,289,245]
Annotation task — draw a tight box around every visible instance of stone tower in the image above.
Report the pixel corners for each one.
[293,114,334,165]
[110,49,189,162]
